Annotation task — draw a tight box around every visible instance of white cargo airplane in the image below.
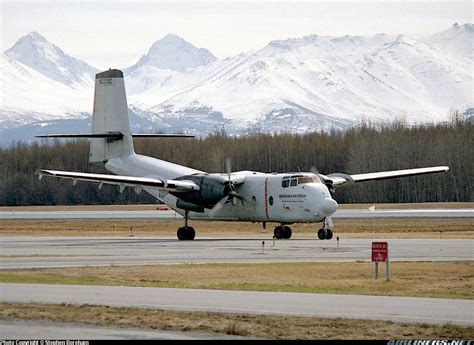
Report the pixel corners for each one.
[36,69,449,241]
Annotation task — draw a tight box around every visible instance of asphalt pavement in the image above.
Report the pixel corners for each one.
[1,283,472,326]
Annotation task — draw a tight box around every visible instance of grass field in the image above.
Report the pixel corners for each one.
[1,302,472,340]
[1,218,472,238]
[1,261,472,299]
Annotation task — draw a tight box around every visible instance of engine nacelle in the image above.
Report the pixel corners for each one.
[175,199,205,213]
[172,174,227,209]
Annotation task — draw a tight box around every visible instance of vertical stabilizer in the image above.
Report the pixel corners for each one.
[90,69,134,164]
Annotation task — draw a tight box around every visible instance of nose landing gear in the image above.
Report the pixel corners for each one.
[317,216,334,240]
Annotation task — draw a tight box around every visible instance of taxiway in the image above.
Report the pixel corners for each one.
[0,237,472,269]
[1,208,473,220]
[1,283,472,326]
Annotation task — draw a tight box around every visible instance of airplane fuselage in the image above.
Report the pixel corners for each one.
[104,153,337,224]
[36,68,449,241]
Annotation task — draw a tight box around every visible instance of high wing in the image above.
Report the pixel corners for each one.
[321,166,449,189]
[36,169,200,192]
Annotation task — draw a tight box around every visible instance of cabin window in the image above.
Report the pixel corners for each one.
[269,196,274,205]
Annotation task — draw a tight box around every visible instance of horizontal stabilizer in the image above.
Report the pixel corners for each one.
[36,132,124,139]
[36,169,200,192]
[132,134,195,138]
[36,133,194,139]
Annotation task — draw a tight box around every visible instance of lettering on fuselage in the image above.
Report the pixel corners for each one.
[279,193,306,202]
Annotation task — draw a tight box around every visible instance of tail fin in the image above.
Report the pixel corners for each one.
[90,69,134,164]
[35,68,195,162]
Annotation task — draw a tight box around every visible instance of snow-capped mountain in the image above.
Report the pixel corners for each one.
[423,23,473,60]
[1,25,472,145]
[4,32,98,87]
[126,27,472,132]
[126,34,216,73]
[1,53,92,130]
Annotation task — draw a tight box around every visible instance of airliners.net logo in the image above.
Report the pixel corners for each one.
[388,341,472,345]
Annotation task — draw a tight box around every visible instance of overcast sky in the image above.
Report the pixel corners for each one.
[2,1,472,69]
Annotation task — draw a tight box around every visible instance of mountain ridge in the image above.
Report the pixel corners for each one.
[5,32,98,87]
[1,24,472,144]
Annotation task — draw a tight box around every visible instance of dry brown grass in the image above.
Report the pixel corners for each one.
[1,302,472,339]
[0,218,472,238]
[2,262,472,299]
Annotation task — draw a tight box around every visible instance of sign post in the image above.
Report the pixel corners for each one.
[371,242,389,281]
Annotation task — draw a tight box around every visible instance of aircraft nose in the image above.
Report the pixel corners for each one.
[320,198,338,215]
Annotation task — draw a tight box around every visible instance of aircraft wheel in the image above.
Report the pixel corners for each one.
[317,228,327,240]
[283,225,292,239]
[325,229,333,240]
[274,226,284,239]
[177,226,195,240]
[177,227,187,241]
[186,226,196,240]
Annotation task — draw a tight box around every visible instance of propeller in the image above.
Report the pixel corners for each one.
[311,166,335,195]
[208,157,244,217]
[223,157,245,206]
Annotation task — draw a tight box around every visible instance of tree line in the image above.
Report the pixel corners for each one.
[0,118,471,205]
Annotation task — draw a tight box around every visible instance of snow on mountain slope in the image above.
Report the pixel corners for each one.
[1,26,472,144]
[128,29,471,131]
[125,34,216,73]
[0,53,92,129]
[369,35,471,111]
[4,32,98,87]
[423,23,473,60]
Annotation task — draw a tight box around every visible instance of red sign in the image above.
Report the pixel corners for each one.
[372,242,388,262]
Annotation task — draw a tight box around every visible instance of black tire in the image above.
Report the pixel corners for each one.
[274,226,284,239]
[177,227,187,240]
[317,228,327,240]
[283,225,292,239]
[325,229,333,240]
[186,226,196,240]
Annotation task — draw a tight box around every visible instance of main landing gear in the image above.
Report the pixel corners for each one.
[317,216,334,240]
[177,210,195,241]
[274,225,292,239]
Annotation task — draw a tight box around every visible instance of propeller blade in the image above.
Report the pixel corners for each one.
[208,196,228,217]
[235,194,246,206]
[222,157,244,206]
[225,157,232,181]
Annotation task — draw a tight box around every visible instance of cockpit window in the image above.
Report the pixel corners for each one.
[282,175,321,188]
[298,176,321,184]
